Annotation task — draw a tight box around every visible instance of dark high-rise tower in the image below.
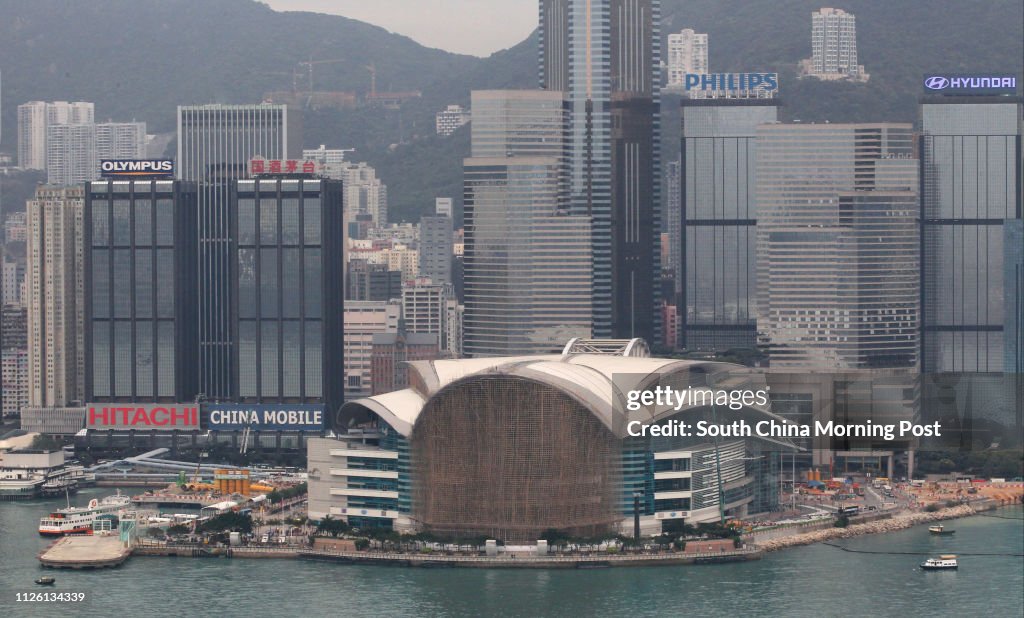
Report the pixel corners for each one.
[233,177,345,415]
[176,104,300,398]
[678,99,778,352]
[539,0,661,343]
[919,95,1022,373]
[84,179,199,402]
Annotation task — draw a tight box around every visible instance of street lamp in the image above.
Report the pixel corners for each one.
[633,491,643,540]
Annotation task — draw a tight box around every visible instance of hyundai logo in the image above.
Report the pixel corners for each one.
[924,76,949,90]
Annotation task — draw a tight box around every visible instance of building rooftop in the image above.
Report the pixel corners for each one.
[340,342,794,445]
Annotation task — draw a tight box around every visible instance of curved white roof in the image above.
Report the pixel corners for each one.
[340,353,796,446]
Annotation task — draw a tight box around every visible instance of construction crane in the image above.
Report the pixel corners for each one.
[297,56,345,96]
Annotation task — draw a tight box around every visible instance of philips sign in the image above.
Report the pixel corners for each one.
[204,404,325,431]
[923,74,1017,96]
[100,159,175,179]
[684,73,778,98]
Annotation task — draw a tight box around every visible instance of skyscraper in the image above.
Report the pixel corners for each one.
[46,123,97,187]
[463,90,592,356]
[920,95,1023,373]
[756,123,919,369]
[234,176,345,414]
[26,186,86,407]
[808,7,866,81]
[343,300,400,398]
[95,122,147,160]
[336,162,387,226]
[1,304,28,418]
[419,211,453,286]
[757,123,920,469]
[176,104,300,398]
[18,101,94,171]
[84,179,199,403]
[666,29,709,90]
[539,0,661,343]
[678,99,778,352]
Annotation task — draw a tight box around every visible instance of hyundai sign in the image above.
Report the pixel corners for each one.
[100,159,175,179]
[684,73,778,98]
[203,404,325,431]
[87,404,200,430]
[923,74,1017,96]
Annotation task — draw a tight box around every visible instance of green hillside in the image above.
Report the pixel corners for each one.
[1,0,1020,223]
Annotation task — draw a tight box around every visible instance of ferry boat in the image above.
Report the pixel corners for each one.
[920,555,958,570]
[928,524,955,535]
[38,492,132,536]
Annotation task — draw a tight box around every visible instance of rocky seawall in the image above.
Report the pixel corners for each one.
[759,504,981,552]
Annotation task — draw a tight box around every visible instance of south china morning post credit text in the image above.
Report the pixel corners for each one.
[624,386,942,441]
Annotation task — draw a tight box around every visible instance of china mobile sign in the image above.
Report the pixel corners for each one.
[249,158,321,176]
[923,74,1017,96]
[204,404,325,431]
[87,404,200,430]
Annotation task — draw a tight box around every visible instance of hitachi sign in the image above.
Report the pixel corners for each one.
[87,404,199,430]
[99,159,175,178]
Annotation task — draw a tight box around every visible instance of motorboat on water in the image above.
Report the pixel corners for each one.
[928,524,955,535]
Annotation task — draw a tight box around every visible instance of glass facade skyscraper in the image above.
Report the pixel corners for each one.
[539,0,661,343]
[464,90,591,357]
[85,180,198,402]
[678,99,777,352]
[234,178,345,414]
[756,123,919,370]
[177,104,300,398]
[920,97,1023,373]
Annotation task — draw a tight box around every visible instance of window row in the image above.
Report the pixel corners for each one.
[238,197,321,246]
[91,199,175,246]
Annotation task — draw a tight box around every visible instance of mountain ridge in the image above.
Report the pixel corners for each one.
[1,0,1021,223]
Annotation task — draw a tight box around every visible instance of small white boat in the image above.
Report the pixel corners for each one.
[921,554,958,570]
[929,524,955,535]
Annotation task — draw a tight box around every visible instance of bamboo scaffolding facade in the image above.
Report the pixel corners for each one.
[411,376,621,542]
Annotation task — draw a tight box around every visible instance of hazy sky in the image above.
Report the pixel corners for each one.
[263,0,537,57]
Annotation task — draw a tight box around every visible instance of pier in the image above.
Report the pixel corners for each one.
[38,534,131,569]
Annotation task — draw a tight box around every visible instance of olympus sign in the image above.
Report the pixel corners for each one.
[99,159,175,178]
[923,74,1017,96]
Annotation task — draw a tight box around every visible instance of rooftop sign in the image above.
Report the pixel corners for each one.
[923,74,1017,96]
[684,73,778,99]
[100,159,174,179]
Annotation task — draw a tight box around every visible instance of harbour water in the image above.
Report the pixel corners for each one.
[1,487,1021,617]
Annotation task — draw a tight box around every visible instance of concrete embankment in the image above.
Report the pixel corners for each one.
[299,547,761,568]
[758,503,988,552]
[39,534,131,569]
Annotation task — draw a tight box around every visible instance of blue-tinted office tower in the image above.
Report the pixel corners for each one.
[85,179,199,402]
[234,177,345,415]
[920,95,1022,373]
[539,0,661,343]
[177,104,301,398]
[678,99,778,352]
